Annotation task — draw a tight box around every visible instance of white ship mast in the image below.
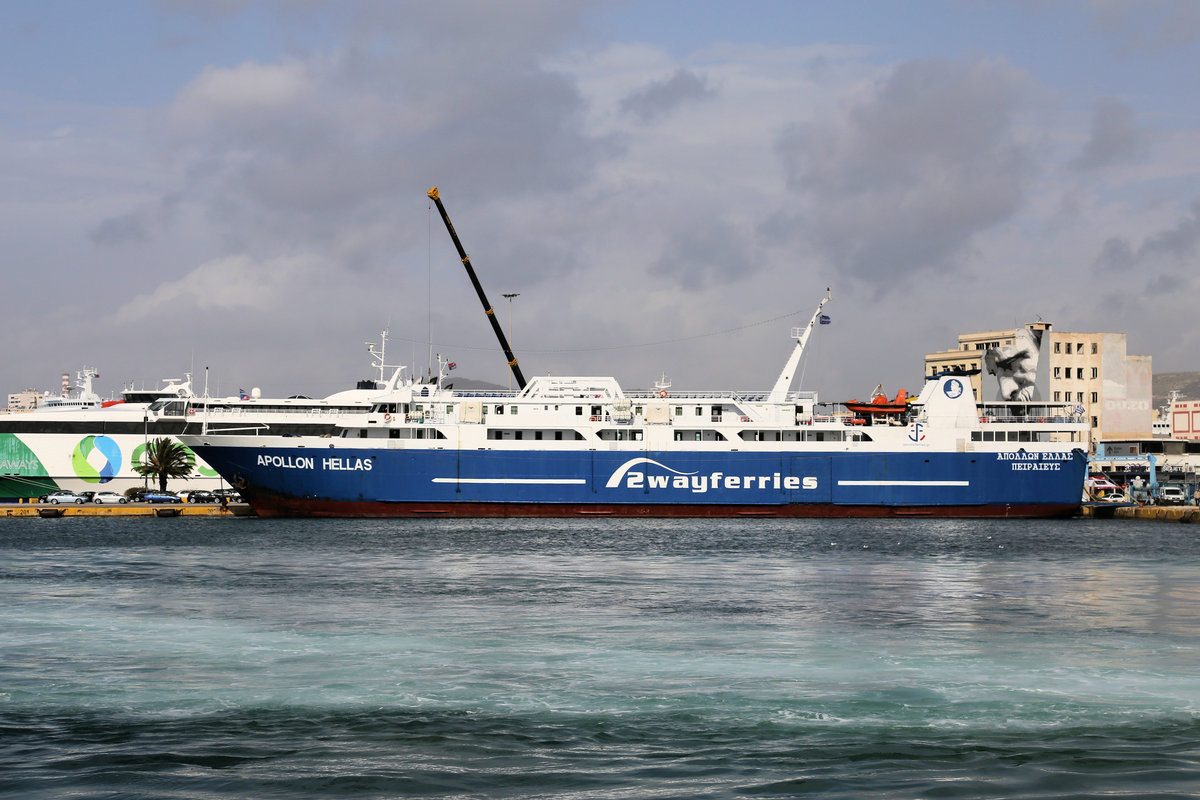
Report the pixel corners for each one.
[766,289,831,404]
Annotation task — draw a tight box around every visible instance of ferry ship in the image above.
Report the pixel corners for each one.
[0,336,399,501]
[179,294,1092,519]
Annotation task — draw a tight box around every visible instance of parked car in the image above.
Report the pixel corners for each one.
[1158,486,1187,506]
[179,490,217,503]
[214,489,242,504]
[39,490,87,505]
[142,490,182,504]
[92,491,128,504]
[1085,475,1124,500]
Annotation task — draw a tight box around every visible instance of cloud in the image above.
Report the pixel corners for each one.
[620,69,716,123]
[1072,97,1146,170]
[1089,0,1200,50]
[90,194,181,247]
[1094,199,1200,271]
[114,252,324,322]
[649,215,756,289]
[158,40,613,260]
[775,58,1035,284]
[89,212,150,245]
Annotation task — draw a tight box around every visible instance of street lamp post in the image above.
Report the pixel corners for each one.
[142,414,149,489]
[502,293,520,391]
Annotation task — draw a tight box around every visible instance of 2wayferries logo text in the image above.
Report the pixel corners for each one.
[605,458,817,494]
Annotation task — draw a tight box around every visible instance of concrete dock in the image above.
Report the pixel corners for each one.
[1,503,255,518]
[1081,503,1199,523]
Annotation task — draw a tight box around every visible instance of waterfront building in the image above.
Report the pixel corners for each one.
[4,389,41,413]
[924,322,1152,446]
[1170,399,1200,441]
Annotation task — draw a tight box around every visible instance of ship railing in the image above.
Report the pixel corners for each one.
[977,413,1083,424]
[200,423,271,435]
[976,403,1086,424]
[454,390,520,399]
[190,405,365,418]
[623,389,808,402]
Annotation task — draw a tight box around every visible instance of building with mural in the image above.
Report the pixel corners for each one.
[924,322,1152,446]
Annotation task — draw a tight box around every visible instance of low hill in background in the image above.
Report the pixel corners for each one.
[1154,372,1200,410]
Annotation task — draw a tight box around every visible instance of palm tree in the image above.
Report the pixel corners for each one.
[133,437,195,491]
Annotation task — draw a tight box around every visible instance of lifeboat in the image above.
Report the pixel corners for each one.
[843,385,908,416]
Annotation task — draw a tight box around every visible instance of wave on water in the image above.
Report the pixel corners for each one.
[3,705,1200,799]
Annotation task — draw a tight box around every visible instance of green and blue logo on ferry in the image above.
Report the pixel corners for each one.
[130,441,219,478]
[71,435,123,483]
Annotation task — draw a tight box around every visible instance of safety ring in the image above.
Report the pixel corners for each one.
[384,413,392,422]
[658,389,668,398]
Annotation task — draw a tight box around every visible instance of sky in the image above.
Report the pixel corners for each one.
[2,0,1198,404]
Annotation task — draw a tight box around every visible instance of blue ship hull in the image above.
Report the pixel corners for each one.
[190,443,1088,519]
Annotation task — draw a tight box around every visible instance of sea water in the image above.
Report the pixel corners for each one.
[2,516,1198,799]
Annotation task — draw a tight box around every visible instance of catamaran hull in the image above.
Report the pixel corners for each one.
[186,443,1088,520]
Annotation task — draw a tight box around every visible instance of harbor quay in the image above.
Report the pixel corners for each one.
[1080,503,1200,523]
[0,503,254,518]
[1,500,1194,522]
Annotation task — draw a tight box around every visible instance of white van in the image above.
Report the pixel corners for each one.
[1158,486,1187,505]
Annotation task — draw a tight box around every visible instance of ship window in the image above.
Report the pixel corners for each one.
[972,432,982,441]
[675,407,683,416]
[390,430,399,439]
[576,407,583,415]
[555,431,563,440]
[599,429,644,441]
[510,406,518,415]
[535,431,542,440]
[515,431,522,440]
[635,406,643,416]
[495,405,504,415]
[695,407,703,417]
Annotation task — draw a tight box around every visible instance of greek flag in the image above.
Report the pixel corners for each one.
[819,314,831,325]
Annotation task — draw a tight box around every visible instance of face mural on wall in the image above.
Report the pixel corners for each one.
[983,327,1046,402]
